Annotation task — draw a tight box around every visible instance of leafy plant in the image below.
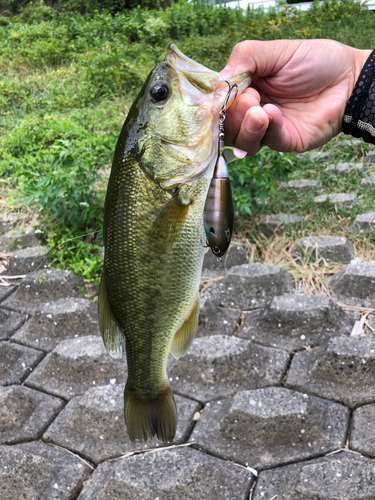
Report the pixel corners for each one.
[46,226,103,281]
[18,139,105,280]
[229,149,294,215]
[23,139,104,229]
[1,0,374,282]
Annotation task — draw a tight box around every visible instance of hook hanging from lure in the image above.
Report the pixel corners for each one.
[204,81,239,258]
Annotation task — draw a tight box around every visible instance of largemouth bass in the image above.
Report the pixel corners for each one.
[98,44,251,443]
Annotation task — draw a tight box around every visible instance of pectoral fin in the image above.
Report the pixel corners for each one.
[170,298,199,359]
[98,271,126,360]
[149,191,189,246]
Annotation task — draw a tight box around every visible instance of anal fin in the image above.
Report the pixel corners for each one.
[170,298,199,359]
[98,270,126,360]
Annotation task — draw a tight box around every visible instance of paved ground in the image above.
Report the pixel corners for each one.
[1,227,375,499]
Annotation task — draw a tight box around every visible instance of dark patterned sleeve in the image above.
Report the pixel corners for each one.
[342,50,375,144]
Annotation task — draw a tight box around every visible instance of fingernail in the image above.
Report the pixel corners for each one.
[233,147,247,159]
[219,65,234,78]
[245,115,264,133]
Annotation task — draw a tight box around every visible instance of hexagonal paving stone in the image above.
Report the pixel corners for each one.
[0,385,64,444]
[1,268,85,313]
[253,452,375,499]
[286,179,322,191]
[366,313,375,331]
[202,263,294,311]
[0,307,26,340]
[291,235,354,264]
[77,447,253,500]
[238,293,354,351]
[203,239,247,274]
[332,139,362,150]
[0,227,39,252]
[0,212,26,235]
[1,246,49,276]
[306,151,331,162]
[43,384,201,463]
[0,341,44,385]
[350,212,375,232]
[363,150,375,163]
[191,387,349,470]
[361,176,375,186]
[350,403,375,457]
[0,287,15,304]
[224,240,248,268]
[12,297,99,352]
[196,301,241,338]
[25,335,127,400]
[286,336,375,407]
[259,213,307,237]
[202,251,227,276]
[168,335,290,403]
[0,441,91,499]
[330,261,375,306]
[325,162,364,173]
[314,193,358,207]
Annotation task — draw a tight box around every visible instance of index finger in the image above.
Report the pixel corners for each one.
[220,39,304,78]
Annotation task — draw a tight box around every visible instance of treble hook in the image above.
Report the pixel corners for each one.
[219,81,239,132]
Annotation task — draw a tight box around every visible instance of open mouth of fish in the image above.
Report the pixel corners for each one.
[156,44,252,188]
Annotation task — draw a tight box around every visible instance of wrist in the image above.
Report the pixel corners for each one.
[342,49,375,143]
[353,49,373,92]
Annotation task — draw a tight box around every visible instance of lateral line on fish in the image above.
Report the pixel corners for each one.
[0,229,102,288]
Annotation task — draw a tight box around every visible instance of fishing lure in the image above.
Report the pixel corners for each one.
[204,82,238,258]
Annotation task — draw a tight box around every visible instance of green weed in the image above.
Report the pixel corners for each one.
[1,0,375,283]
[229,149,294,215]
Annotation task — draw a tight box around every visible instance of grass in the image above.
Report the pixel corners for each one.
[1,0,375,284]
[234,135,375,292]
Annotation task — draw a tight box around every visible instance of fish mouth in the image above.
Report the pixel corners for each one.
[167,44,213,74]
[159,45,252,188]
[166,43,219,95]
[166,43,251,104]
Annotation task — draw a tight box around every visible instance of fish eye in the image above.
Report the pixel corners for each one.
[150,83,169,102]
[213,246,220,254]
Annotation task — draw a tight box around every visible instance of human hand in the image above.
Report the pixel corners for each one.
[220,39,371,154]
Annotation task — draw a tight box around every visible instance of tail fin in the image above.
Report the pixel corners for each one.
[124,383,177,443]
